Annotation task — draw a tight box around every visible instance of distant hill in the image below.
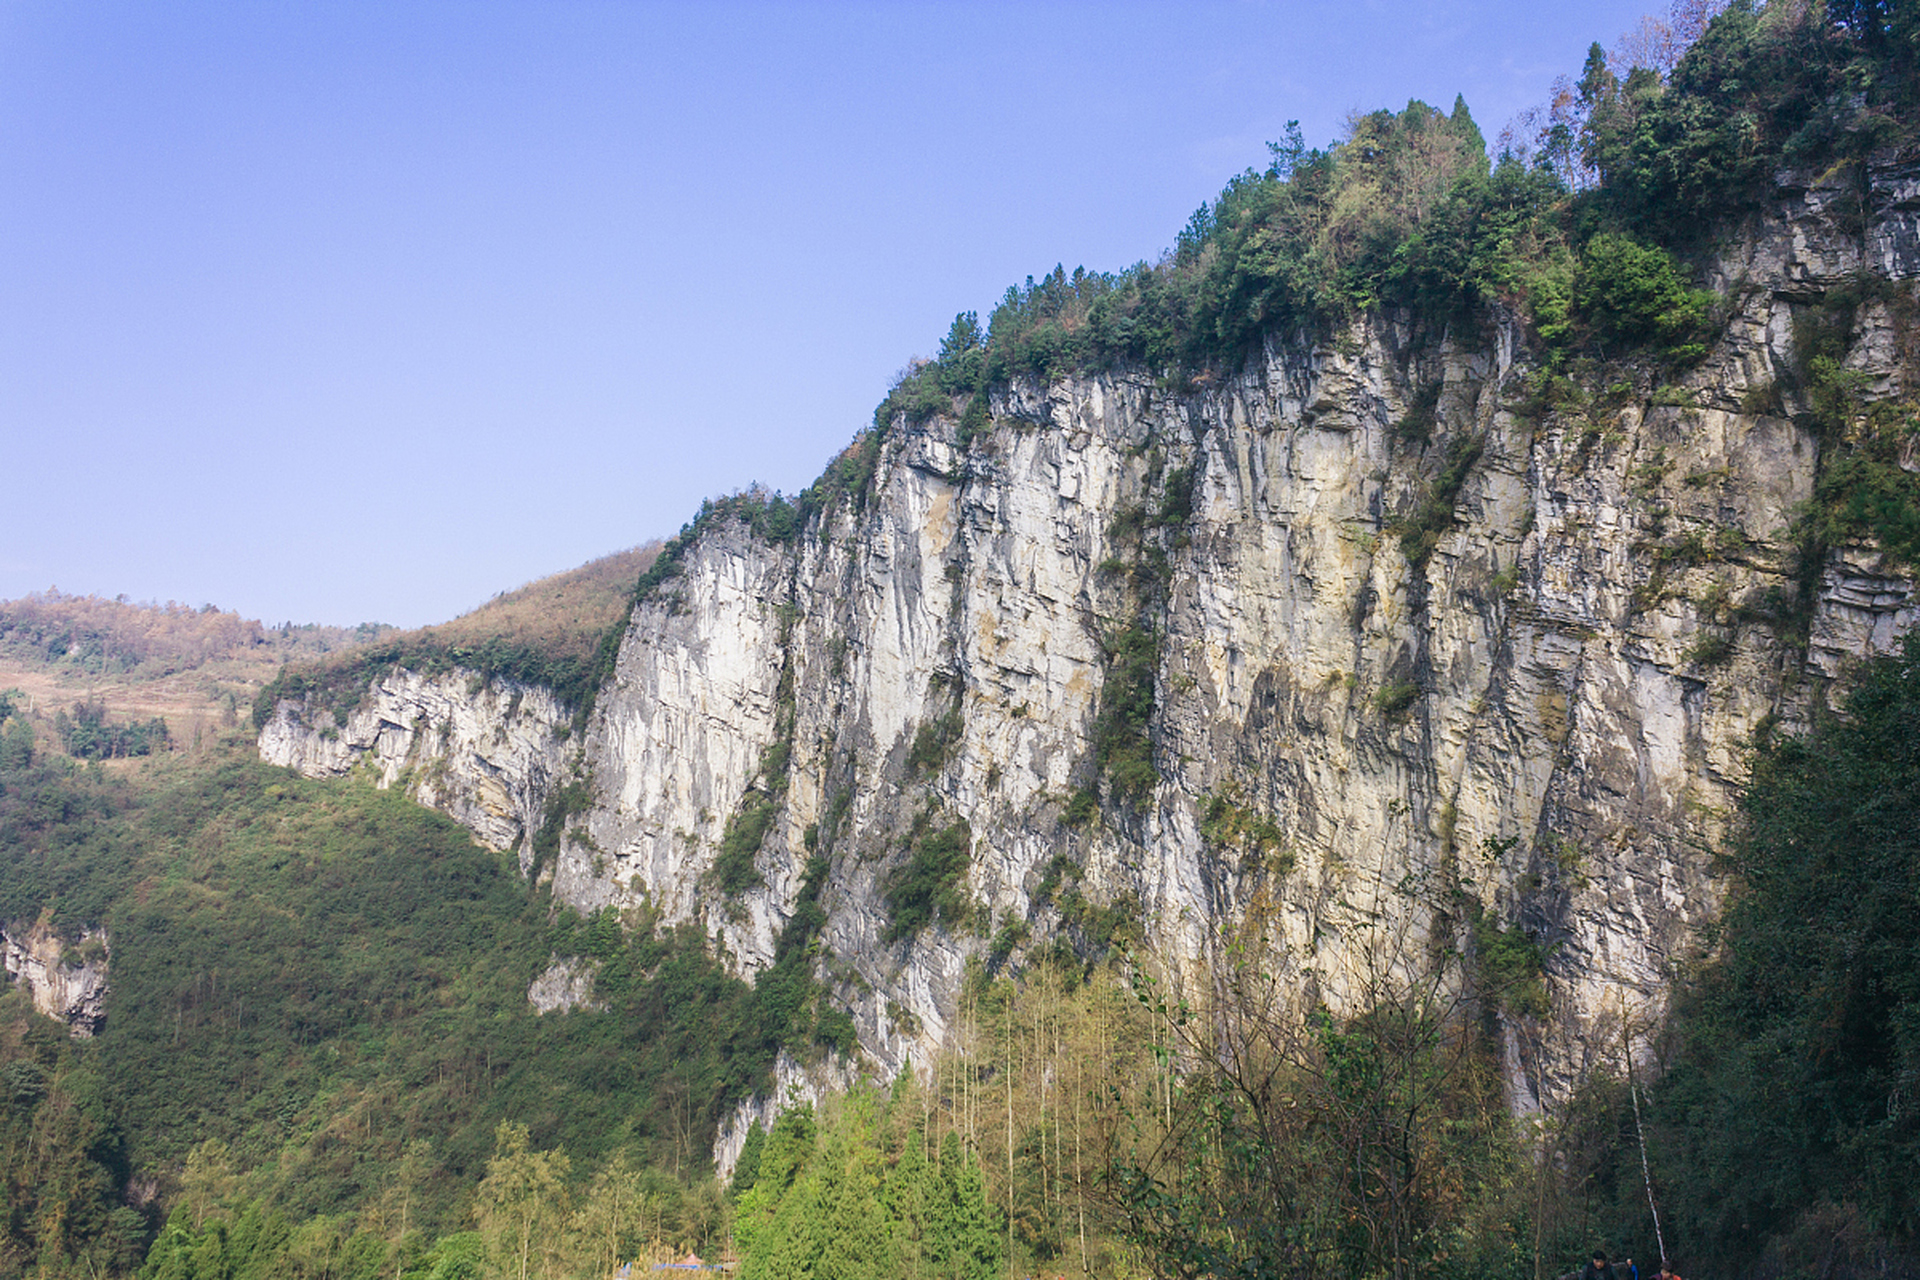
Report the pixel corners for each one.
[0,589,391,677]
[0,591,393,751]
[256,541,664,728]
[397,541,663,675]
[0,543,662,757]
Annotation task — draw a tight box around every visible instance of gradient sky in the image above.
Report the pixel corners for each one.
[2,0,1666,627]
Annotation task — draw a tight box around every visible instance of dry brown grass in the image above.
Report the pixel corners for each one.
[402,542,662,670]
[0,592,388,737]
[0,542,664,749]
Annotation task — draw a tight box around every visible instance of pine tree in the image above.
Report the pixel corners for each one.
[930,1132,1002,1280]
[813,1099,897,1280]
[732,1104,816,1266]
[886,1128,935,1280]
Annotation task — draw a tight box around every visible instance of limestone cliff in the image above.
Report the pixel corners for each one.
[259,156,1920,1116]
[2,916,110,1038]
[256,670,572,871]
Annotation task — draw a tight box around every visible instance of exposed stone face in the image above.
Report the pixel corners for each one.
[528,957,604,1014]
[258,669,572,870]
[2,917,110,1038]
[260,160,1920,1127]
[712,1050,860,1182]
[1870,157,1920,282]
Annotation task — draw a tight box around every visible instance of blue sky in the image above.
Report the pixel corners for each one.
[2,0,1665,627]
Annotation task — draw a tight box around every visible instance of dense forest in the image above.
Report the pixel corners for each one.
[5,1,1920,1277]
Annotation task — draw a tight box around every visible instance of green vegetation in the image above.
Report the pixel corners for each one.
[906,709,963,776]
[633,489,801,612]
[1632,634,1920,1273]
[711,593,801,900]
[256,545,661,737]
[1050,889,1142,967]
[0,737,141,929]
[862,3,1914,464]
[1580,3,1917,244]
[1198,786,1290,875]
[1808,423,1920,568]
[11,626,1920,1278]
[53,700,170,760]
[732,1097,1002,1280]
[1107,937,1534,1280]
[128,1121,729,1280]
[1394,381,1443,444]
[528,776,593,883]
[1371,679,1422,720]
[1558,232,1715,364]
[754,855,851,1056]
[1400,433,1487,568]
[1059,786,1098,828]
[711,795,777,897]
[1788,280,1920,571]
[0,735,780,1277]
[882,814,974,944]
[799,427,889,517]
[3,6,1919,1279]
[1680,629,1736,667]
[1094,646,1920,1280]
[0,702,33,771]
[906,676,966,778]
[1091,625,1159,804]
[1466,903,1550,1019]
[0,988,150,1278]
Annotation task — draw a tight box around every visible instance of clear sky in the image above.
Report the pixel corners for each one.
[2,0,1666,628]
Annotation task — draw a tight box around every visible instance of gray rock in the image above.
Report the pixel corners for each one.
[2,919,109,1037]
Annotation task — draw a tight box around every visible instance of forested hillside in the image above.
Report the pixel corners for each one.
[6,3,1920,1279]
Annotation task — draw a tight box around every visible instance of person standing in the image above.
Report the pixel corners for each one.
[1582,1250,1617,1280]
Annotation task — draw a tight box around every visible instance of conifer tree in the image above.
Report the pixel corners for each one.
[930,1131,1003,1280]
[812,1099,897,1280]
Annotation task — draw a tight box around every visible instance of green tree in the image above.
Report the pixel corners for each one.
[732,1104,816,1267]
[810,1099,897,1280]
[929,1132,1002,1280]
[403,1231,486,1280]
[1647,635,1920,1269]
[138,1206,202,1280]
[1572,232,1712,360]
[0,715,32,770]
[886,1128,936,1279]
[473,1123,570,1280]
[568,1149,647,1280]
[729,1122,766,1201]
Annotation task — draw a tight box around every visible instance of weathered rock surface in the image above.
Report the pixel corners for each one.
[712,1050,860,1181]
[528,957,604,1014]
[256,670,572,871]
[2,916,110,1037]
[259,158,1920,1127]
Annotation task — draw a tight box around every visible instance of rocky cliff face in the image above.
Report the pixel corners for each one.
[3,917,111,1038]
[257,670,572,871]
[260,157,1920,1116]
